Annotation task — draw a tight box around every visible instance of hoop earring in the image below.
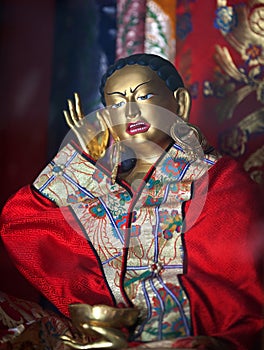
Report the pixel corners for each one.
[170,122,203,160]
[185,123,216,155]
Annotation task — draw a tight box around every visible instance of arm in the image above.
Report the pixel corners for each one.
[181,157,263,350]
[0,185,114,317]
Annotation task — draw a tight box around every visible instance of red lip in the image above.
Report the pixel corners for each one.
[126,122,150,135]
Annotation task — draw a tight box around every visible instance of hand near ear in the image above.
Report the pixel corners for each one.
[63,92,109,159]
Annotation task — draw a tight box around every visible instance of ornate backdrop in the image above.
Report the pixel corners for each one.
[115,0,264,185]
[1,0,263,209]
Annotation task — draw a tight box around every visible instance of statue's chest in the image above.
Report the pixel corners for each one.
[71,179,192,341]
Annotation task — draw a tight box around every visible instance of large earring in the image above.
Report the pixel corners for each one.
[170,122,204,160]
[183,123,217,155]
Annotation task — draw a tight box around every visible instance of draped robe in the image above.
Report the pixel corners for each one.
[0,141,263,349]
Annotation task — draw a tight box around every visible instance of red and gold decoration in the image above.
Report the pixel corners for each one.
[116,0,264,185]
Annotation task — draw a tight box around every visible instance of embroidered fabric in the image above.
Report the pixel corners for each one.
[33,141,216,341]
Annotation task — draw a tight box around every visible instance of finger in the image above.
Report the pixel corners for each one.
[96,111,107,131]
[67,99,79,126]
[98,109,119,141]
[74,92,83,120]
[63,110,75,129]
[96,109,111,131]
[96,111,110,141]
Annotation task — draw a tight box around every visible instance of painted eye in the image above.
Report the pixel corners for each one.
[137,93,154,101]
[112,101,125,109]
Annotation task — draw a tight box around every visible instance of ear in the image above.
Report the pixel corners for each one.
[173,88,191,122]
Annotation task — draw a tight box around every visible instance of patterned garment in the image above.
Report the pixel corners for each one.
[0,292,74,349]
[0,289,228,350]
[1,141,263,349]
[33,141,216,342]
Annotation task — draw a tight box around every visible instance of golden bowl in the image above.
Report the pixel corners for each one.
[69,304,139,329]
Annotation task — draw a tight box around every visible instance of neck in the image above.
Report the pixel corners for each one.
[127,138,172,161]
[118,141,172,186]
[119,159,152,187]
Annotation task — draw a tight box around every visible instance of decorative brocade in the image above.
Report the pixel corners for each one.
[175,0,264,184]
[34,142,216,342]
[145,0,177,61]
[212,0,264,184]
[2,153,263,349]
[116,0,147,59]
[0,292,74,349]
[116,0,177,62]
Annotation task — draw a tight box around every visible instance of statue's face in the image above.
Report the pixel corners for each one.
[104,65,178,151]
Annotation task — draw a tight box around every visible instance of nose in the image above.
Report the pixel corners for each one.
[125,102,141,120]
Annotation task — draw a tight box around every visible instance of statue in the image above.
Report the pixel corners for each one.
[63,55,212,185]
[0,54,262,350]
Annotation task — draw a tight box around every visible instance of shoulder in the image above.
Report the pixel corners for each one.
[206,155,263,202]
[189,155,263,236]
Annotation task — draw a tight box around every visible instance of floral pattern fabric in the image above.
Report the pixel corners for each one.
[33,142,216,342]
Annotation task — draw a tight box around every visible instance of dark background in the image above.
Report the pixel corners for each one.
[0,0,116,208]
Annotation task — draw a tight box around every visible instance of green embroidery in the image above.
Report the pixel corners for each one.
[124,270,152,287]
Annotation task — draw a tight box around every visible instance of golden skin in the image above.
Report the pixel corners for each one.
[64,64,191,185]
[105,66,180,150]
[103,65,191,184]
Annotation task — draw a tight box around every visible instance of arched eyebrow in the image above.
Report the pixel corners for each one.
[130,80,151,93]
[106,90,126,97]
[106,80,151,96]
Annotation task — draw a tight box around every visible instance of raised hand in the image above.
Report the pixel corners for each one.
[63,92,109,160]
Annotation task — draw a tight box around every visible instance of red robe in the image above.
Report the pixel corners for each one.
[0,156,263,349]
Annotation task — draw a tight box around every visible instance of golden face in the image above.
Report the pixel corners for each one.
[104,65,179,151]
